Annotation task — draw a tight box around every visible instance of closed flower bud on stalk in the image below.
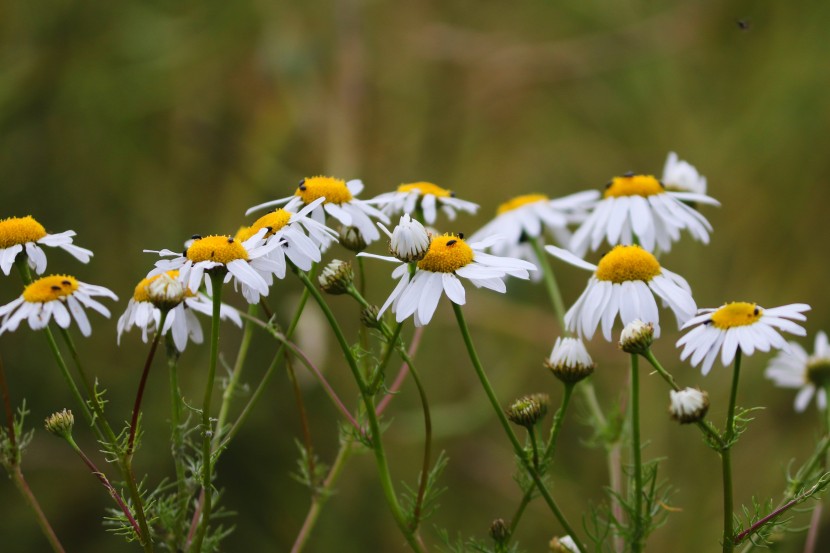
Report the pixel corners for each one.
[620,319,654,354]
[360,305,382,329]
[382,214,431,263]
[44,409,74,439]
[506,393,549,427]
[550,535,579,553]
[545,337,595,383]
[147,272,185,311]
[489,518,509,544]
[669,388,709,424]
[318,260,353,295]
[339,225,368,252]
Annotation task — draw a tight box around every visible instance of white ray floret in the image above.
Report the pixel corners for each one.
[662,152,707,195]
[677,302,810,376]
[546,244,696,341]
[0,216,93,276]
[367,182,478,225]
[765,331,830,412]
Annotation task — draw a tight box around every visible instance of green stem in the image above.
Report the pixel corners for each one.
[191,272,225,552]
[128,311,168,456]
[9,466,66,553]
[167,342,189,549]
[286,353,316,492]
[214,304,257,445]
[630,353,644,552]
[298,271,426,553]
[528,236,566,327]
[722,349,743,553]
[452,303,584,553]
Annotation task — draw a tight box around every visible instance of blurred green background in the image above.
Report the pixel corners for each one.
[2,0,830,551]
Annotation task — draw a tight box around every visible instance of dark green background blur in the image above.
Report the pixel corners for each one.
[2,0,830,551]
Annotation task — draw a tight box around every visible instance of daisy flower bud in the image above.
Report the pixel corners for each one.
[506,394,549,428]
[381,214,431,263]
[44,409,74,440]
[550,535,580,553]
[339,225,368,253]
[489,518,509,544]
[318,259,353,295]
[544,337,595,384]
[360,305,382,329]
[147,272,185,311]
[669,388,709,424]
[619,319,654,354]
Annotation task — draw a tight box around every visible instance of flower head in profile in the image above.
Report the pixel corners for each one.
[677,302,810,376]
[367,182,478,225]
[546,244,696,341]
[0,216,93,276]
[544,336,595,383]
[236,197,338,276]
[245,176,389,245]
[117,271,241,351]
[765,331,830,412]
[380,214,431,263]
[662,152,707,195]
[360,232,535,327]
[147,231,280,304]
[669,388,709,424]
[570,173,719,256]
[0,275,117,336]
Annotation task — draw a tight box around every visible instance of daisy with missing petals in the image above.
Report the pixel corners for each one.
[677,301,810,376]
[0,275,117,336]
[662,152,707,195]
[545,244,696,341]
[367,182,478,224]
[765,331,830,412]
[236,197,338,277]
[148,232,280,304]
[245,176,389,245]
[117,271,242,351]
[361,232,535,327]
[0,216,93,276]
[570,173,720,256]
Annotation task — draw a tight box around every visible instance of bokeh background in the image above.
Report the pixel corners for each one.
[2,0,830,551]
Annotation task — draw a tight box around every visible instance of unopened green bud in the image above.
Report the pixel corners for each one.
[44,409,74,439]
[361,305,382,329]
[318,259,353,295]
[339,226,368,253]
[489,518,509,544]
[506,394,549,428]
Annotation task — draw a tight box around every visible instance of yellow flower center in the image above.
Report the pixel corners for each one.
[603,175,665,198]
[132,270,193,301]
[234,226,257,243]
[709,302,763,329]
[595,245,662,283]
[417,234,474,273]
[397,182,452,198]
[0,216,47,248]
[185,235,248,264]
[23,275,78,303]
[249,210,292,237]
[497,194,548,215]
[295,176,353,205]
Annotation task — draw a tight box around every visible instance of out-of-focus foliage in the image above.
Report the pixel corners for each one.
[2,0,830,551]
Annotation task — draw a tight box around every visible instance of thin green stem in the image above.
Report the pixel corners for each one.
[630,354,644,552]
[166,341,189,549]
[128,311,168,456]
[286,352,316,491]
[0,352,17,451]
[191,272,224,552]
[528,425,540,471]
[403,353,432,532]
[214,303,257,445]
[452,303,584,553]
[722,349,743,553]
[529,236,566,327]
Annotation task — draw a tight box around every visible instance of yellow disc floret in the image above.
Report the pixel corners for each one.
[132,271,191,302]
[604,175,664,198]
[595,245,662,283]
[497,194,548,215]
[710,302,763,329]
[417,234,474,273]
[0,216,47,248]
[250,210,292,236]
[296,176,353,205]
[23,275,78,303]
[234,226,257,243]
[398,182,452,198]
[185,236,248,264]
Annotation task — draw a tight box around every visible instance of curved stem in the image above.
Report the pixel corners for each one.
[9,466,66,553]
[630,354,644,552]
[452,303,585,553]
[128,311,168,456]
[722,349,743,553]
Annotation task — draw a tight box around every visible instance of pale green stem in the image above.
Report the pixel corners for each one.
[214,303,257,445]
[528,236,566,326]
[722,349,743,553]
[630,353,644,552]
[452,303,585,553]
[166,341,189,549]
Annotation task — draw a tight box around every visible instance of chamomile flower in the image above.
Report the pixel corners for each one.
[235,197,338,277]
[117,271,241,351]
[765,331,830,412]
[0,216,93,276]
[662,152,707,195]
[245,176,389,245]
[570,173,719,256]
[367,182,478,224]
[0,275,117,336]
[148,232,280,304]
[360,233,535,327]
[545,244,696,341]
[379,214,431,263]
[677,302,810,376]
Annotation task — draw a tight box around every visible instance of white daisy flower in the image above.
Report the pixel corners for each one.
[765,331,830,412]
[677,302,810,376]
[117,271,242,351]
[236,197,337,276]
[147,231,280,304]
[245,176,389,245]
[662,152,707,195]
[0,274,117,336]
[367,182,478,225]
[0,215,93,276]
[570,173,720,256]
[379,214,431,263]
[360,233,535,327]
[545,244,696,341]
